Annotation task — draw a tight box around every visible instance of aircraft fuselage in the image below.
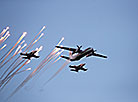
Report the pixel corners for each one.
[70,47,93,61]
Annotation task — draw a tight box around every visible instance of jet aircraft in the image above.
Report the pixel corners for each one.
[69,63,87,72]
[56,46,107,61]
[20,50,40,60]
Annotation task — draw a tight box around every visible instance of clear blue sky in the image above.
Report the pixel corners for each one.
[0,0,138,102]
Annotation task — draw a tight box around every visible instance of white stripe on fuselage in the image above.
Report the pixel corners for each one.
[69,47,93,60]
[69,52,81,60]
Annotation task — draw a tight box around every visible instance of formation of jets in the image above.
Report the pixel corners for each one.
[56,45,107,73]
[20,45,107,73]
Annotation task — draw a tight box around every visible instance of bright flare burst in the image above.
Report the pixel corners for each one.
[7,37,65,99]
[0,27,70,102]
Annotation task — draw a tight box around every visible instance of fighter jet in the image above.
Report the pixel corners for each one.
[56,46,107,61]
[69,63,87,72]
[20,50,40,60]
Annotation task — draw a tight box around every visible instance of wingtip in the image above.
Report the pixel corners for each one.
[105,56,107,58]
[55,45,59,48]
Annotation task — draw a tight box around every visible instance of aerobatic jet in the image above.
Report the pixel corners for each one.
[20,50,40,60]
[55,45,107,61]
[69,63,87,72]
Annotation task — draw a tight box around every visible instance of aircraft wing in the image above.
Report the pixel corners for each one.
[22,57,30,59]
[20,53,27,56]
[69,65,77,68]
[29,51,37,55]
[79,63,86,67]
[56,46,76,52]
[33,55,40,58]
[93,53,107,58]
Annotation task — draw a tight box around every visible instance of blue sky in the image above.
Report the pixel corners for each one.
[0,0,138,102]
